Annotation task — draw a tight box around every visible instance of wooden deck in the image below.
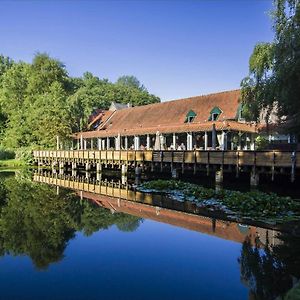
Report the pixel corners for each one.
[33,149,299,168]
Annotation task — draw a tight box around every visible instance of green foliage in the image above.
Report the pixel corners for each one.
[241,0,300,134]
[255,135,269,150]
[141,180,300,222]
[14,147,34,163]
[0,53,160,148]
[68,73,159,131]
[0,147,15,160]
[116,75,146,91]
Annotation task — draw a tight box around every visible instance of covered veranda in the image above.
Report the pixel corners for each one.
[67,121,257,151]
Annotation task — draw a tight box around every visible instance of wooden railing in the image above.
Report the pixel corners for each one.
[33,150,300,168]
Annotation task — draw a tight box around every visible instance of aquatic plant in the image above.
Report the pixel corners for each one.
[141,180,300,222]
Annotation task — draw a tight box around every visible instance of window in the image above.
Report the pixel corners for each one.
[185,110,197,123]
[209,107,222,121]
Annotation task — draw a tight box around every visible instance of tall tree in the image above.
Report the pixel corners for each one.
[241,0,300,135]
[116,75,146,91]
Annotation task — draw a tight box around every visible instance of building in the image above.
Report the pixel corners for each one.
[73,89,258,151]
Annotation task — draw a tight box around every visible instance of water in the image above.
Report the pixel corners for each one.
[0,170,299,300]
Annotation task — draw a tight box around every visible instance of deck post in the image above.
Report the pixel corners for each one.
[107,137,110,150]
[85,162,90,171]
[125,136,128,150]
[121,164,127,176]
[98,138,102,150]
[72,162,77,170]
[250,168,259,186]
[83,139,87,150]
[96,162,102,173]
[204,132,208,150]
[215,169,223,184]
[171,168,178,179]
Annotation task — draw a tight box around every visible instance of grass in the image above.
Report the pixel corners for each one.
[0,159,27,168]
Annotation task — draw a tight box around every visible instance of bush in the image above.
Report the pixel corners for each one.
[0,147,15,160]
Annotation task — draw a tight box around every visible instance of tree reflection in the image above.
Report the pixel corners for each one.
[238,233,300,300]
[0,175,142,269]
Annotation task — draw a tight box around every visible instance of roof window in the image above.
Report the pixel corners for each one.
[209,107,222,121]
[185,110,197,123]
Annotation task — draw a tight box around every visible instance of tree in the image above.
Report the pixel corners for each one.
[116,75,146,91]
[0,55,14,82]
[241,0,300,135]
[69,73,160,131]
[0,53,161,148]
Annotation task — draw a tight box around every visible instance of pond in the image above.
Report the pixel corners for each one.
[0,170,299,300]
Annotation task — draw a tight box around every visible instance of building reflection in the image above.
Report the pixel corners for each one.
[33,170,282,248]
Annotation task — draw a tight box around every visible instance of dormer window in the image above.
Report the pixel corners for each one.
[185,110,197,123]
[209,107,222,121]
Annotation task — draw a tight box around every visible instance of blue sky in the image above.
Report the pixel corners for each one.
[0,0,273,101]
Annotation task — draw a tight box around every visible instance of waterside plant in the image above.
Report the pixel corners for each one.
[140,180,300,223]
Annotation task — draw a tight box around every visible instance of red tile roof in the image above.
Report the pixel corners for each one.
[74,89,257,138]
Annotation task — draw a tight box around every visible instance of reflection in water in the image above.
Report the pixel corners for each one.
[0,170,299,299]
[0,173,142,270]
[239,233,300,300]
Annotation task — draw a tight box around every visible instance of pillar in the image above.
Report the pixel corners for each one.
[134,136,140,150]
[239,132,242,150]
[80,135,83,150]
[90,139,94,150]
[187,133,192,150]
[98,138,102,150]
[204,132,208,150]
[244,133,248,150]
[173,133,176,149]
[221,131,226,150]
[115,134,121,150]
[250,134,255,150]
[107,137,110,149]
[146,134,150,150]
[83,139,87,150]
[77,139,80,150]
[125,136,128,150]
[102,139,106,150]
[212,126,217,150]
[56,135,60,150]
